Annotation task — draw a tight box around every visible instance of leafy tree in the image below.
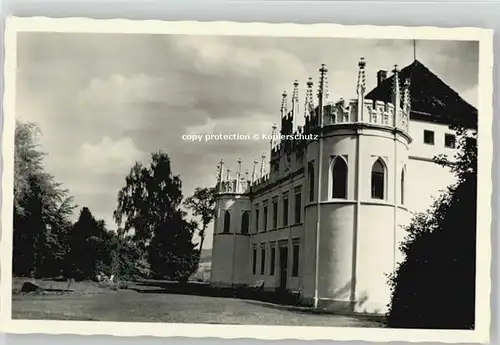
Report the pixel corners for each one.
[66,207,110,280]
[105,231,145,280]
[14,121,43,214]
[114,152,183,250]
[183,187,216,253]
[148,211,200,281]
[13,121,76,277]
[387,127,477,329]
[114,151,199,281]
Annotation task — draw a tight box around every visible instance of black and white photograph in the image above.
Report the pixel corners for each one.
[1,18,493,342]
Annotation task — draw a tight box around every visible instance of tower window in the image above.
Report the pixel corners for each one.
[308,162,315,202]
[255,207,259,232]
[445,133,456,148]
[272,199,278,229]
[270,246,276,275]
[282,195,289,227]
[401,168,405,205]
[263,205,268,231]
[292,243,300,277]
[252,248,257,275]
[241,211,249,234]
[332,156,348,199]
[294,192,302,224]
[260,247,266,275]
[423,130,435,145]
[223,211,231,233]
[371,159,386,200]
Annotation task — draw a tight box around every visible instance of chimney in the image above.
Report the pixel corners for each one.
[377,70,388,86]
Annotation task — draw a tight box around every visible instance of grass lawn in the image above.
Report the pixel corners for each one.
[12,278,385,327]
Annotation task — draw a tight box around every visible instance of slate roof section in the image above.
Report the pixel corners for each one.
[365,60,478,129]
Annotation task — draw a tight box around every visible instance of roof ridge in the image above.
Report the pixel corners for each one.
[364,59,477,129]
[402,60,476,111]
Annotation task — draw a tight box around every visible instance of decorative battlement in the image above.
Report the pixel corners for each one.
[214,58,411,195]
[303,60,410,134]
[322,97,409,131]
[250,173,272,192]
[216,155,269,195]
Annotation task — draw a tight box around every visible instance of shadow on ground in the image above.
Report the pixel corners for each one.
[129,279,387,325]
[130,279,304,306]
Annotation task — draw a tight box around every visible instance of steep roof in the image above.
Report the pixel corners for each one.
[365,60,477,129]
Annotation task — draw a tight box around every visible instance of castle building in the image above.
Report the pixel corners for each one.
[209,59,477,315]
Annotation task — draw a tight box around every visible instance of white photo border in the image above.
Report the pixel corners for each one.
[1,16,494,343]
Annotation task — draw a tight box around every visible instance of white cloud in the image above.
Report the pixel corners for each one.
[79,136,143,174]
[460,86,478,107]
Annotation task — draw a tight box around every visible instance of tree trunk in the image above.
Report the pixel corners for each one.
[198,224,206,253]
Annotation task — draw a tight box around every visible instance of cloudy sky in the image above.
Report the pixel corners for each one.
[15,32,478,248]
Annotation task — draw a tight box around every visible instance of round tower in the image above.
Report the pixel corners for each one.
[210,158,253,287]
[302,59,412,314]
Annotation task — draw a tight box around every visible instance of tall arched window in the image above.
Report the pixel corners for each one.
[400,167,405,205]
[332,157,348,199]
[308,162,315,202]
[223,211,231,233]
[371,158,386,200]
[241,211,249,234]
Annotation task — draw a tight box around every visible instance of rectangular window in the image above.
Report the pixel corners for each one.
[260,247,266,275]
[252,248,257,275]
[308,162,315,202]
[263,205,268,231]
[255,207,259,232]
[282,195,289,227]
[294,192,302,224]
[292,243,300,277]
[466,137,477,148]
[445,133,456,148]
[423,130,435,145]
[270,246,276,275]
[272,199,278,229]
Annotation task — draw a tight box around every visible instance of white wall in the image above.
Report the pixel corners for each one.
[406,119,458,214]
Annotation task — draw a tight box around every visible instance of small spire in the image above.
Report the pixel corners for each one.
[403,78,411,112]
[260,153,266,178]
[219,159,224,182]
[235,158,242,192]
[318,63,329,102]
[291,80,300,132]
[226,168,231,182]
[392,64,400,103]
[252,160,258,182]
[236,158,242,175]
[392,65,401,126]
[270,123,277,149]
[292,80,299,103]
[356,57,366,96]
[245,169,249,181]
[304,78,314,117]
[280,91,288,117]
[317,64,328,127]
